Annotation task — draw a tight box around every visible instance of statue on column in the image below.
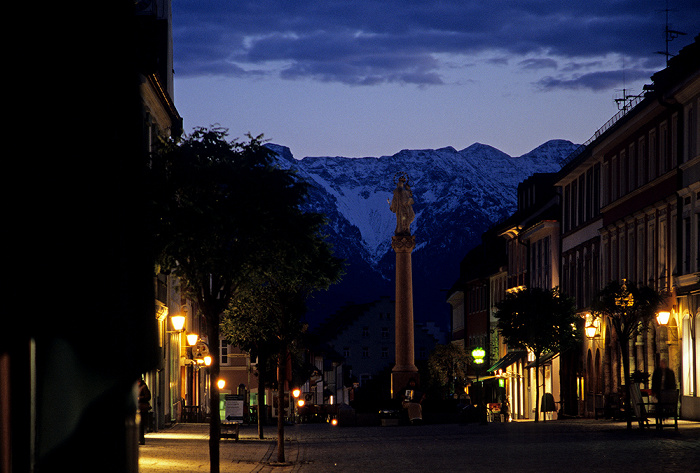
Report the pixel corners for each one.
[389,172,415,235]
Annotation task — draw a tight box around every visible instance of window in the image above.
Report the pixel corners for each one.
[671,113,678,168]
[220,339,229,365]
[684,217,692,273]
[659,121,668,174]
[362,347,369,359]
[681,313,694,396]
[629,143,637,190]
[362,326,369,337]
[586,167,594,221]
[619,151,627,197]
[578,174,585,224]
[381,347,389,359]
[593,163,601,217]
[572,180,578,227]
[564,184,571,232]
[649,129,657,180]
[647,221,655,287]
[343,347,350,358]
[381,327,389,339]
[688,104,696,161]
[639,137,647,185]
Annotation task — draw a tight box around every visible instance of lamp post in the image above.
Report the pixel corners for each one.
[292,388,301,424]
[471,347,485,407]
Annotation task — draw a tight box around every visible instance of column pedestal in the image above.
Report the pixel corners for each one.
[391,234,419,398]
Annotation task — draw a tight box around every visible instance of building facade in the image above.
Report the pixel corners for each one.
[556,35,700,420]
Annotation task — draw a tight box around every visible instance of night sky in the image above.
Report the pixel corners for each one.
[171,0,699,159]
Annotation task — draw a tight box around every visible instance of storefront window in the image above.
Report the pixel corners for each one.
[695,312,699,396]
[682,312,694,396]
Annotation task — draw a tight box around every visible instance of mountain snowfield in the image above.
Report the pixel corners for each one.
[267,139,580,330]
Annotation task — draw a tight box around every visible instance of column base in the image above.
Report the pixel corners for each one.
[391,370,420,400]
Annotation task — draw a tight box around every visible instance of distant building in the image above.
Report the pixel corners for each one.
[311,297,445,397]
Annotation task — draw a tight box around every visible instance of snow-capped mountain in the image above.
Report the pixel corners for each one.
[267,139,579,330]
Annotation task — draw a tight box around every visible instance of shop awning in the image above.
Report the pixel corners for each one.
[524,351,559,369]
[486,351,526,373]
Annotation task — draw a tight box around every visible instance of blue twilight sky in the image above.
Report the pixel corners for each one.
[171,1,699,159]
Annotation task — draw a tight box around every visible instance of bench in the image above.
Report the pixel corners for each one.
[651,390,679,431]
[220,421,240,440]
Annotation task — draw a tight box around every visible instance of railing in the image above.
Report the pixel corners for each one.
[560,94,646,167]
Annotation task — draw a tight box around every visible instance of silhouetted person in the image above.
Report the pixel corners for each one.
[137,379,151,445]
[402,378,425,424]
[651,359,676,399]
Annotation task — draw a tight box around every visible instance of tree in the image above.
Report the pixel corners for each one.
[428,343,470,398]
[150,127,316,473]
[494,287,577,422]
[591,280,664,429]
[222,206,343,462]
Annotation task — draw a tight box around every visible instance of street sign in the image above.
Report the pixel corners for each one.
[224,394,244,422]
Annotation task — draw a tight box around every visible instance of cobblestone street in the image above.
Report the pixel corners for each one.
[139,419,700,472]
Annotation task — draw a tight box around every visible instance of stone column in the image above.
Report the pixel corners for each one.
[391,234,419,398]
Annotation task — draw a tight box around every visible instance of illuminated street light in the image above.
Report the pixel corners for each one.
[186,333,199,346]
[471,347,486,364]
[217,379,226,390]
[585,324,597,339]
[203,355,212,366]
[171,314,186,332]
[656,311,671,326]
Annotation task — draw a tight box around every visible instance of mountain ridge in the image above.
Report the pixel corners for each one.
[266,139,579,331]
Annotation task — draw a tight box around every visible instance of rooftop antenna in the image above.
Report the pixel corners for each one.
[657,0,686,65]
[613,58,642,112]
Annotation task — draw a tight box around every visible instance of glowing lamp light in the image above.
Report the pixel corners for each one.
[297,399,305,408]
[292,388,301,398]
[471,347,486,364]
[656,311,671,326]
[203,355,212,366]
[330,418,338,426]
[585,324,597,339]
[171,315,186,332]
[186,333,199,346]
[217,379,226,390]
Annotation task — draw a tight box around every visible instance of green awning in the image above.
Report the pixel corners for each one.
[486,351,526,373]
[524,352,559,369]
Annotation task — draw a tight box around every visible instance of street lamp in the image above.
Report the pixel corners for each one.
[656,311,671,326]
[585,324,597,339]
[171,314,186,332]
[217,379,226,390]
[471,347,485,365]
[291,388,301,423]
[186,333,199,347]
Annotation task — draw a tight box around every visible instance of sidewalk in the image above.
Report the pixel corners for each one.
[138,423,302,473]
[139,418,700,473]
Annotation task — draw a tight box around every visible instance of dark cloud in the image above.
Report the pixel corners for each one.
[535,68,655,91]
[518,58,558,70]
[173,0,700,88]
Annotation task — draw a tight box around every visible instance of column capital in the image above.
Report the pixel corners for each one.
[391,235,416,253]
